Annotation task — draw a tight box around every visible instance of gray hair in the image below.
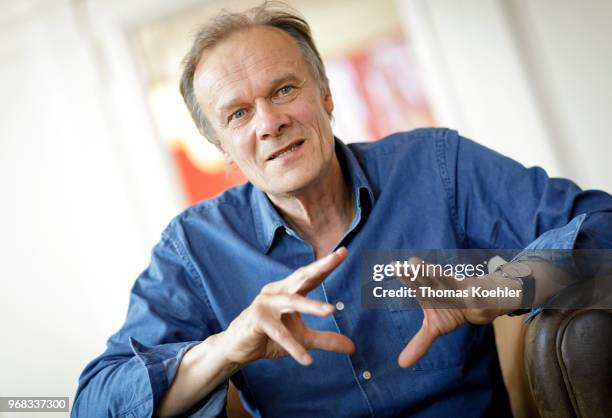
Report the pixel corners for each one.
[179,1,329,144]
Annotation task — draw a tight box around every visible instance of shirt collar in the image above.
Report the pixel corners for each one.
[251,137,375,253]
[335,138,375,211]
[251,185,286,253]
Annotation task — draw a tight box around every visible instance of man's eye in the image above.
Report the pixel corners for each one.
[230,109,246,120]
[278,86,294,96]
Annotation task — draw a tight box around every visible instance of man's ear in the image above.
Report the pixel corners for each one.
[322,86,334,116]
[215,142,234,165]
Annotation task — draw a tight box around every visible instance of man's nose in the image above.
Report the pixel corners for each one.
[255,100,290,140]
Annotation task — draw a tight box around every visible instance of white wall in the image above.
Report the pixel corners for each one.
[0,0,193,416]
[512,0,612,191]
[399,0,612,191]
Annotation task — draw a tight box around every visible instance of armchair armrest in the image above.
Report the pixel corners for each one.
[524,277,612,418]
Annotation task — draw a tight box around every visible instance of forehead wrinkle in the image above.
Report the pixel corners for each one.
[194,26,310,116]
[218,72,305,115]
[195,57,246,109]
[204,57,303,112]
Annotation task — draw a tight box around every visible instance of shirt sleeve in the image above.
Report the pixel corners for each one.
[72,224,228,418]
[437,131,612,316]
[437,130,612,252]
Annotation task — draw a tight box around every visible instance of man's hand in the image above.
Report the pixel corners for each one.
[220,247,356,368]
[158,248,354,416]
[397,257,520,368]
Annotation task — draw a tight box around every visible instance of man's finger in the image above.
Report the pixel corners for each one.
[398,256,429,287]
[266,293,335,317]
[260,248,348,296]
[407,256,432,283]
[290,247,348,294]
[397,318,436,368]
[259,318,313,366]
[303,329,356,354]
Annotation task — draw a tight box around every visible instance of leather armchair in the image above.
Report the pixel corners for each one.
[495,269,612,418]
[524,306,612,418]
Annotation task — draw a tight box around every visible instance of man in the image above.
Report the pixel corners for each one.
[73,3,612,417]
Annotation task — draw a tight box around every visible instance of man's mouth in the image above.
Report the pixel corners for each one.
[266,140,305,161]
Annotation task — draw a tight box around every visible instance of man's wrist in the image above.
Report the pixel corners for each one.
[493,262,534,316]
[187,332,243,377]
[487,270,523,315]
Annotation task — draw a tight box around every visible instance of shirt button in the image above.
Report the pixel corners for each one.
[335,301,345,311]
[362,370,372,380]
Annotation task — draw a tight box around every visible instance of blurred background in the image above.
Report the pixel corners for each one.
[1,0,611,416]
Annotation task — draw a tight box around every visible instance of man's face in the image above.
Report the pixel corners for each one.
[193,26,335,196]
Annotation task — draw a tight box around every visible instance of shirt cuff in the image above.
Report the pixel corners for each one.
[510,214,586,321]
[129,337,229,417]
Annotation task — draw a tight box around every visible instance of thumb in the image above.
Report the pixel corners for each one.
[397,316,436,368]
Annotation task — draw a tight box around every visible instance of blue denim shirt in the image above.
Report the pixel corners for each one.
[73,128,612,418]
